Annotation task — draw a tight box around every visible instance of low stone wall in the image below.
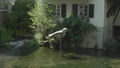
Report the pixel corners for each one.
[81,31,97,49]
[81,27,104,49]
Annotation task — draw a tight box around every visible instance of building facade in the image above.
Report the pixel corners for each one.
[0,0,119,49]
[49,0,119,49]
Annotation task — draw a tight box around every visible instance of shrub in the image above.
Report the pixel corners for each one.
[29,0,56,45]
[59,15,96,49]
[5,0,35,37]
[0,27,12,45]
[26,38,39,48]
[14,38,39,56]
[104,39,120,52]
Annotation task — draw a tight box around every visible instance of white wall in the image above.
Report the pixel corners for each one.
[49,0,89,17]
[104,0,113,42]
[50,0,105,26]
[89,0,105,49]
[88,0,105,27]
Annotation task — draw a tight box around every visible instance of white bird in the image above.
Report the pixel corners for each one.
[48,28,68,38]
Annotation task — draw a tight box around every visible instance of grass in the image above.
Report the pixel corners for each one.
[3,47,120,68]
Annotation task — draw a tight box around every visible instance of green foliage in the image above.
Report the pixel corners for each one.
[59,15,96,49]
[63,53,80,60]
[29,0,56,45]
[5,0,35,37]
[0,27,12,44]
[4,47,116,68]
[48,38,59,49]
[104,39,120,52]
[26,38,39,48]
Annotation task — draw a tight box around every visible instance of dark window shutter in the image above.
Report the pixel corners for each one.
[61,4,66,17]
[89,4,94,18]
[72,4,78,16]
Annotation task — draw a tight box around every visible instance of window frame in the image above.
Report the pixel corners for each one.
[79,4,89,17]
[61,4,67,17]
[89,4,94,18]
[79,4,94,18]
[53,4,61,17]
[53,4,67,18]
[72,4,78,16]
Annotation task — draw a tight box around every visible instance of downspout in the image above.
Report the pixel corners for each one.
[103,0,107,47]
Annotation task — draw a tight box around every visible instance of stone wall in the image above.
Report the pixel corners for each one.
[80,27,105,49]
[81,31,97,48]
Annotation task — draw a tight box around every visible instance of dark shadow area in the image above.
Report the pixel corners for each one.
[61,47,120,59]
[11,46,40,56]
[113,26,120,38]
[13,34,33,41]
[0,45,40,57]
[75,48,120,59]
[62,52,84,60]
[0,47,11,55]
[1,45,120,59]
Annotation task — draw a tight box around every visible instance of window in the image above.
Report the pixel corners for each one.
[79,5,88,16]
[56,5,61,16]
[80,5,84,15]
[52,5,56,15]
[72,4,78,16]
[53,5,61,17]
[61,4,66,17]
[84,5,88,16]
[0,0,8,9]
[53,4,67,17]
[79,4,94,18]
[89,4,94,18]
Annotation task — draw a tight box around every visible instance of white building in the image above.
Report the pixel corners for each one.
[49,0,120,49]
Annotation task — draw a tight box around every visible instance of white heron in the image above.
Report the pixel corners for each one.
[48,28,68,38]
[48,28,68,56]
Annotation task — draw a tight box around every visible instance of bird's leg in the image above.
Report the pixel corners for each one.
[60,37,62,56]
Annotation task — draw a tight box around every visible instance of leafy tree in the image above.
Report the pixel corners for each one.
[5,0,35,37]
[29,0,56,44]
[0,27,12,44]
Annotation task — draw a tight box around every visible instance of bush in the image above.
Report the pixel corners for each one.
[29,0,56,45]
[5,0,35,37]
[26,38,39,48]
[14,38,39,56]
[58,15,96,49]
[0,27,12,44]
[104,39,120,52]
